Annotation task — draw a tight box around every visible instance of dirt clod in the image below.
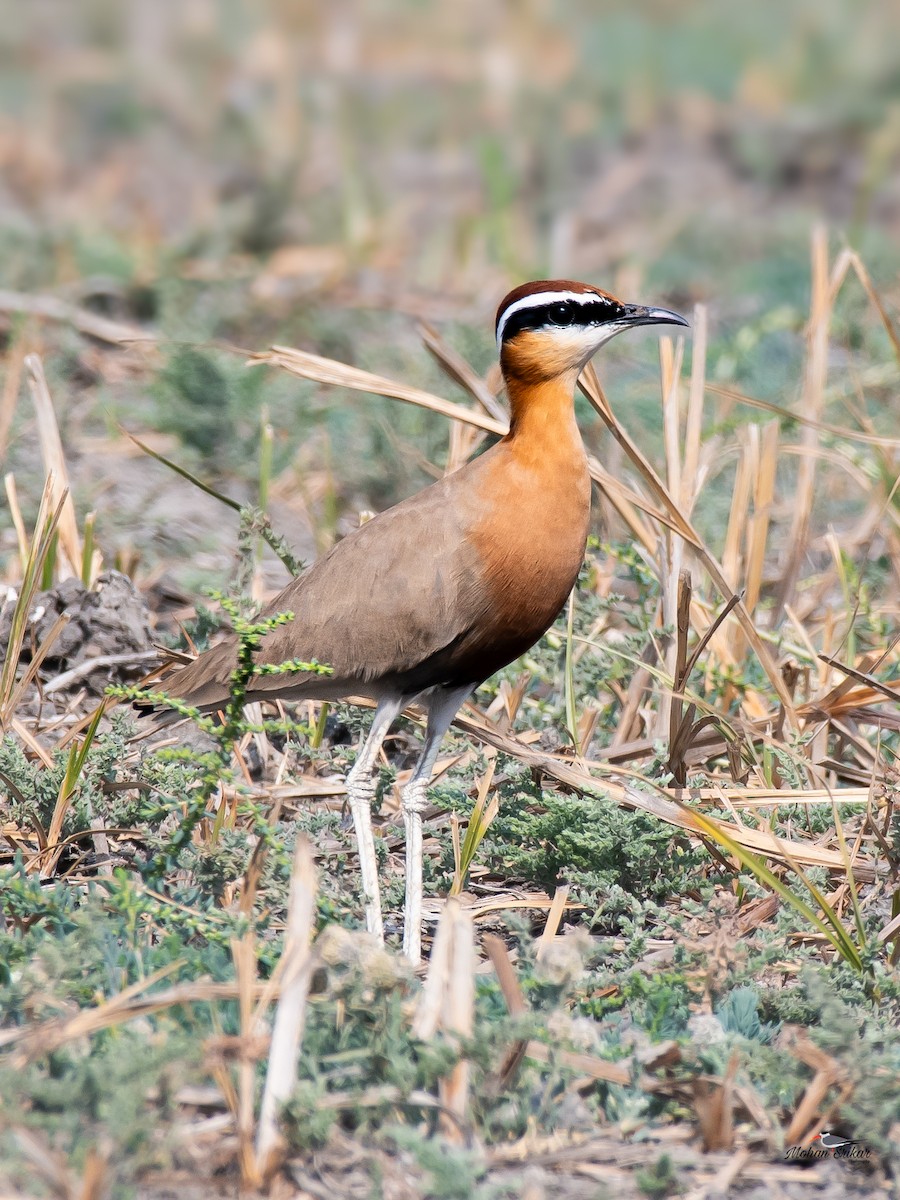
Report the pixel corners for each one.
[0,570,156,691]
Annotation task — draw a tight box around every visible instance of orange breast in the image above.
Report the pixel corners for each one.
[444,375,591,684]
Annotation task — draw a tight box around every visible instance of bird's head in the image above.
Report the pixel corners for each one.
[496,279,688,383]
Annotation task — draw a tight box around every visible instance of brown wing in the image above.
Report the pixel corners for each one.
[161,471,487,711]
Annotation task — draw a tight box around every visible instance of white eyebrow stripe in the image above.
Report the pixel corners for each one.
[495,289,613,347]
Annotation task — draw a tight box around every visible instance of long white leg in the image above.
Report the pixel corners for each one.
[402,685,473,964]
[345,695,406,943]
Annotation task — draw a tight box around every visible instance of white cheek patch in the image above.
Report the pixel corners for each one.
[547,327,597,355]
[547,323,626,361]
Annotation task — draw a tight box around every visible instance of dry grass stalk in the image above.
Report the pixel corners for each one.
[252,344,504,436]
[9,714,55,768]
[708,379,900,447]
[78,1148,109,1200]
[681,303,708,510]
[4,472,29,572]
[453,709,879,881]
[657,333,686,741]
[445,418,482,476]
[536,884,570,959]
[692,1049,738,1151]
[578,364,796,720]
[26,355,82,580]
[0,475,67,731]
[482,933,529,1089]
[522,1038,632,1085]
[783,1031,844,1144]
[440,903,476,1138]
[745,420,779,618]
[5,611,69,719]
[660,334,685,509]
[256,836,318,1182]
[667,570,693,787]
[3,958,186,1064]
[11,1126,79,1199]
[42,649,159,695]
[419,319,507,423]
[423,891,582,924]
[609,640,657,749]
[721,438,752,599]
[255,344,683,543]
[0,287,148,346]
[775,226,830,615]
[229,930,262,1186]
[0,335,25,465]
[409,899,476,1133]
[830,246,900,363]
[722,420,779,668]
[413,896,461,1039]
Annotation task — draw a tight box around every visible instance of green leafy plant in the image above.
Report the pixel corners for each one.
[450,755,499,896]
[111,594,331,880]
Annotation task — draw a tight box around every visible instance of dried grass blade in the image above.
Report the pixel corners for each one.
[256,837,317,1181]
[818,654,900,705]
[230,931,260,1186]
[681,303,707,511]
[564,589,581,756]
[658,334,686,743]
[660,334,685,505]
[686,807,863,971]
[413,897,457,1040]
[5,611,70,716]
[722,436,752,597]
[667,570,692,786]
[745,421,779,616]
[439,902,475,1140]
[482,933,529,1088]
[26,354,81,579]
[775,226,830,614]
[845,249,900,364]
[536,885,570,960]
[255,343,678,538]
[4,472,28,571]
[682,591,742,681]
[706,382,900,447]
[0,287,148,345]
[579,364,796,719]
[119,426,242,511]
[10,716,55,769]
[253,344,506,436]
[8,958,186,1064]
[0,477,67,730]
[0,336,24,462]
[452,710,878,881]
[830,800,866,949]
[419,320,507,422]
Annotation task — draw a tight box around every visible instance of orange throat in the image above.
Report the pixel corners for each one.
[462,370,591,673]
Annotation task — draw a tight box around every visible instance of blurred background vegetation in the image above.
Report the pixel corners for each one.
[1,0,900,587]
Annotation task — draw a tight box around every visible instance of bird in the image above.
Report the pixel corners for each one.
[814,1131,859,1151]
[153,279,688,962]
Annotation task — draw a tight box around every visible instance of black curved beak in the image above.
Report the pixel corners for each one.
[620,303,690,329]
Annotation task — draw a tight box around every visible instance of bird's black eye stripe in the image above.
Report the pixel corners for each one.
[547,301,575,325]
[499,295,626,342]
